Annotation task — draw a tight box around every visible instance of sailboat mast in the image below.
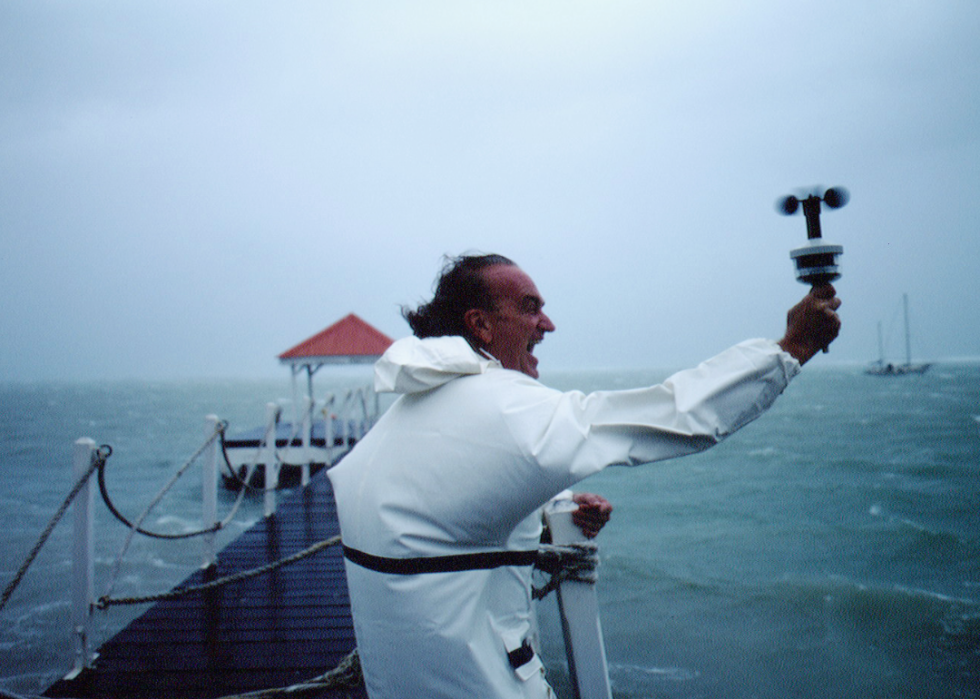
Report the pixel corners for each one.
[903,293,912,366]
[866,294,930,376]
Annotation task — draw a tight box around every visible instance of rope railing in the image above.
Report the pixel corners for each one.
[272,404,304,466]
[5,388,394,695]
[218,427,265,491]
[7,383,382,612]
[214,649,362,699]
[0,445,110,612]
[99,420,229,603]
[96,535,342,609]
[218,396,353,485]
[98,423,227,540]
[220,406,281,490]
[86,389,382,611]
[98,429,260,548]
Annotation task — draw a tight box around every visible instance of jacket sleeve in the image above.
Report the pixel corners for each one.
[497,339,801,489]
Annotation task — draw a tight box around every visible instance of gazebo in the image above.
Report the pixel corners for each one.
[277,313,396,469]
[278,313,395,400]
[221,314,394,492]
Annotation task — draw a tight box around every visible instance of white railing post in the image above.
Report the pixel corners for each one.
[359,388,369,438]
[300,396,312,486]
[263,403,280,517]
[202,415,219,569]
[544,499,612,699]
[68,438,97,678]
[324,396,335,466]
[342,390,353,448]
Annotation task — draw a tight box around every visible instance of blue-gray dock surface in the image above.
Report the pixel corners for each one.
[46,472,366,699]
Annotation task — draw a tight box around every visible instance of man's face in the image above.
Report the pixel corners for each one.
[477,265,556,379]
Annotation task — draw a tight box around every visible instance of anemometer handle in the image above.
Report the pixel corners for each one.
[776,187,848,286]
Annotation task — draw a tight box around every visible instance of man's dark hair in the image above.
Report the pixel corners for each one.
[402,253,515,339]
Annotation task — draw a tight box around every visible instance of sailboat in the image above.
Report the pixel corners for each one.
[866,293,932,375]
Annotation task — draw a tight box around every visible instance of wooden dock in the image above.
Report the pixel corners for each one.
[46,471,366,699]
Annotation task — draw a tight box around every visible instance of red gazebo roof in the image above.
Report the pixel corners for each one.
[278,314,394,366]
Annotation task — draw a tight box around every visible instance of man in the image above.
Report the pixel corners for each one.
[329,253,841,698]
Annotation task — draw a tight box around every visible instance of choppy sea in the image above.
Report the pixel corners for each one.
[1,363,979,698]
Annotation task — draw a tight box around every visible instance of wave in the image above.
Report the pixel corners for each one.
[869,503,980,556]
[767,575,980,640]
[608,661,700,686]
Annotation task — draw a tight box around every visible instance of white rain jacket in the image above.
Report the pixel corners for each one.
[328,335,800,698]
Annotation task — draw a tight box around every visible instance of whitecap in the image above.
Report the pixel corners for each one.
[890,584,975,606]
[153,514,199,533]
[609,662,699,683]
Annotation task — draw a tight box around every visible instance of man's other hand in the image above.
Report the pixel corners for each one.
[571,492,613,539]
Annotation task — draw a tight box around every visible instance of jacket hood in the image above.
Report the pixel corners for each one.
[374,336,500,394]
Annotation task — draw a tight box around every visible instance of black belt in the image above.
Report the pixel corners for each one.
[342,544,538,575]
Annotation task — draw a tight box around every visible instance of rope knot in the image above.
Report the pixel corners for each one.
[532,542,599,600]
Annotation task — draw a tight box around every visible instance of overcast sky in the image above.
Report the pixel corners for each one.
[2,1,978,381]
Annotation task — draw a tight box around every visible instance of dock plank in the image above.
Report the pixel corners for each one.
[46,472,366,699]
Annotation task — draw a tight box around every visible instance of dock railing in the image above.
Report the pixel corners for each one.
[249,386,380,516]
[66,417,226,676]
[51,421,352,686]
[58,387,384,675]
[221,386,382,499]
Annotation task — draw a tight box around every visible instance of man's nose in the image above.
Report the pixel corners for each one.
[540,313,556,332]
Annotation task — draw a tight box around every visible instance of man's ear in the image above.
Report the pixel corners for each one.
[463,308,493,346]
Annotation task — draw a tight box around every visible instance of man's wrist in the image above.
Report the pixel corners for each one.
[778,337,815,365]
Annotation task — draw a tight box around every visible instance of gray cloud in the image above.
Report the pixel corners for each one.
[2,0,978,380]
